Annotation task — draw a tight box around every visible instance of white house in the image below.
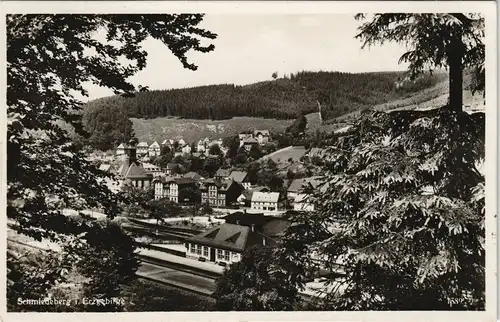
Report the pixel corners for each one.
[142,162,162,177]
[250,191,282,214]
[148,141,161,157]
[238,133,253,147]
[178,138,186,147]
[181,144,192,154]
[293,193,315,211]
[197,137,210,152]
[136,142,149,156]
[116,143,126,156]
[253,130,270,145]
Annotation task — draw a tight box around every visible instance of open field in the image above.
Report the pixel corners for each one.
[260,146,307,163]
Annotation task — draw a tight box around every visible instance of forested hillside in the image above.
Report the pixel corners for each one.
[85,70,448,121]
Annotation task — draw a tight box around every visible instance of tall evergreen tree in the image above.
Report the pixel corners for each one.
[355,13,485,111]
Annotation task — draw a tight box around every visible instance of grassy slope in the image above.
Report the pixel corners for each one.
[131,116,294,144]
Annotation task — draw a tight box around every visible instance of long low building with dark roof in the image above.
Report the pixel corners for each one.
[184,212,290,266]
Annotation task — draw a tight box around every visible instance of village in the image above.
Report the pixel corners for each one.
[92,128,327,270]
[6,10,489,313]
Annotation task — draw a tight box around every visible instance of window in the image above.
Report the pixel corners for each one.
[224,250,230,261]
[217,249,223,259]
[203,246,209,257]
[197,245,202,255]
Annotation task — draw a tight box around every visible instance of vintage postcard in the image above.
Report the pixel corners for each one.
[0,1,497,321]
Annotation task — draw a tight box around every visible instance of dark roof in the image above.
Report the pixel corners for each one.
[221,212,276,227]
[287,176,323,193]
[117,159,131,177]
[200,178,236,192]
[153,176,175,184]
[228,170,248,183]
[117,159,152,179]
[185,223,267,253]
[215,168,232,178]
[166,162,181,169]
[183,172,203,181]
[125,162,153,179]
[165,177,196,185]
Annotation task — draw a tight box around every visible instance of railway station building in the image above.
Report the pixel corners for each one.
[184,212,290,266]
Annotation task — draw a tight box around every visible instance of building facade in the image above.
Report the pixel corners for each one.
[250,191,282,213]
[200,179,243,207]
[136,142,149,156]
[185,212,290,265]
[149,141,161,157]
[253,130,270,145]
[153,177,197,202]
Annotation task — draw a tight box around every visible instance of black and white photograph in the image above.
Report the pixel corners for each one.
[2,1,497,319]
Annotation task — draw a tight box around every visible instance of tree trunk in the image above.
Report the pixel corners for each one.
[447,38,464,112]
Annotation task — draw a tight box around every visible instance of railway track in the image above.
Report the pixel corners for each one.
[122,222,196,241]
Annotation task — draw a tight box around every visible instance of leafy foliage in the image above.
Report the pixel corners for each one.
[65,221,140,311]
[7,13,216,307]
[286,115,308,135]
[214,246,299,311]
[281,107,485,310]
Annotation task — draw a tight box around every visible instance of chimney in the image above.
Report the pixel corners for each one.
[127,138,138,164]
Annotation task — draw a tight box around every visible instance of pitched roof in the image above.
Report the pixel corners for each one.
[221,212,276,227]
[287,176,323,193]
[201,178,236,192]
[251,191,280,203]
[125,162,152,179]
[183,172,203,181]
[215,168,232,178]
[253,130,270,136]
[117,159,131,177]
[153,175,176,184]
[137,141,149,147]
[117,143,126,149]
[185,223,266,253]
[243,137,258,144]
[165,177,196,185]
[228,170,248,183]
[149,141,160,148]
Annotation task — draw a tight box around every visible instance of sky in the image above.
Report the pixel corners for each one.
[83,14,409,101]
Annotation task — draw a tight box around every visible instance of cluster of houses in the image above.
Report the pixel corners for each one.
[116,135,239,161]
[102,137,321,216]
[115,129,272,163]
[238,130,271,152]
